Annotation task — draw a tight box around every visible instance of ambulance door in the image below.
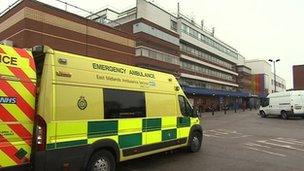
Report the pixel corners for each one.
[177,95,192,140]
[0,45,36,169]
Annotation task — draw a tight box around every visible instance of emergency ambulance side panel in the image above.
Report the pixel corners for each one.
[0,45,36,169]
[35,49,200,170]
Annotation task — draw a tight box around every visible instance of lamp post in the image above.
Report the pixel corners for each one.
[268,59,280,92]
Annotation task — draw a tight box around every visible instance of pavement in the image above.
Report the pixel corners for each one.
[118,109,304,171]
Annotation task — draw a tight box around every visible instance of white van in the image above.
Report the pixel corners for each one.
[259,90,304,119]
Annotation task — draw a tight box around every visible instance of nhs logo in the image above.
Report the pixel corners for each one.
[0,96,17,104]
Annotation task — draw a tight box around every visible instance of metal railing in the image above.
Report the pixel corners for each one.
[0,0,101,19]
[0,0,22,17]
[52,0,100,18]
[178,12,214,36]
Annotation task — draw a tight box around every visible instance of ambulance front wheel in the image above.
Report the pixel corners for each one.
[87,149,116,171]
[188,131,202,153]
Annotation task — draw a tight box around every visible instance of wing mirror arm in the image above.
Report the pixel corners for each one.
[193,107,201,118]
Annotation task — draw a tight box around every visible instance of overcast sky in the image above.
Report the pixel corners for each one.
[1,0,304,89]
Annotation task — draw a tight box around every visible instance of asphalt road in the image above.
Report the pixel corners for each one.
[118,110,304,171]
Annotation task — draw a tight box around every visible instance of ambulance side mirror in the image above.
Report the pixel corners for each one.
[193,107,201,118]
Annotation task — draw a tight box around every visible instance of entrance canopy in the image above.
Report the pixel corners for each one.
[182,86,250,98]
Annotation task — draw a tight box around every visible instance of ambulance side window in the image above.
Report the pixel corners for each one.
[104,89,146,119]
[178,95,192,116]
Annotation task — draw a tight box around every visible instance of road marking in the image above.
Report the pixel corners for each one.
[231,135,252,138]
[245,142,271,149]
[217,129,242,135]
[277,137,300,141]
[208,130,229,135]
[270,139,304,146]
[244,146,286,157]
[276,138,304,145]
[236,135,252,138]
[204,129,251,139]
[258,140,304,152]
[203,134,221,138]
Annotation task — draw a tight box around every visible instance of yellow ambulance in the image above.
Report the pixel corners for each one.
[0,44,202,171]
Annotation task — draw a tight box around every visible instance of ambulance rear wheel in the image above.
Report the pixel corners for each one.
[188,131,202,153]
[87,150,116,171]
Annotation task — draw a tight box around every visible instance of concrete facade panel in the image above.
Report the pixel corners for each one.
[137,0,172,31]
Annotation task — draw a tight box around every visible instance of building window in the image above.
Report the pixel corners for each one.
[136,47,180,65]
[181,24,188,33]
[135,49,142,56]
[179,78,236,92]
[180,42,235,71]
[170,20,177,31]
[104,89,146,119]
[180,60,236,82]
[134,22,179,46]
[181,23,238,59]
[149,50,157,59]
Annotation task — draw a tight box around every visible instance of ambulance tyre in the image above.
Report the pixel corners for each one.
[188,131,202,153]
[87,149,116,171]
